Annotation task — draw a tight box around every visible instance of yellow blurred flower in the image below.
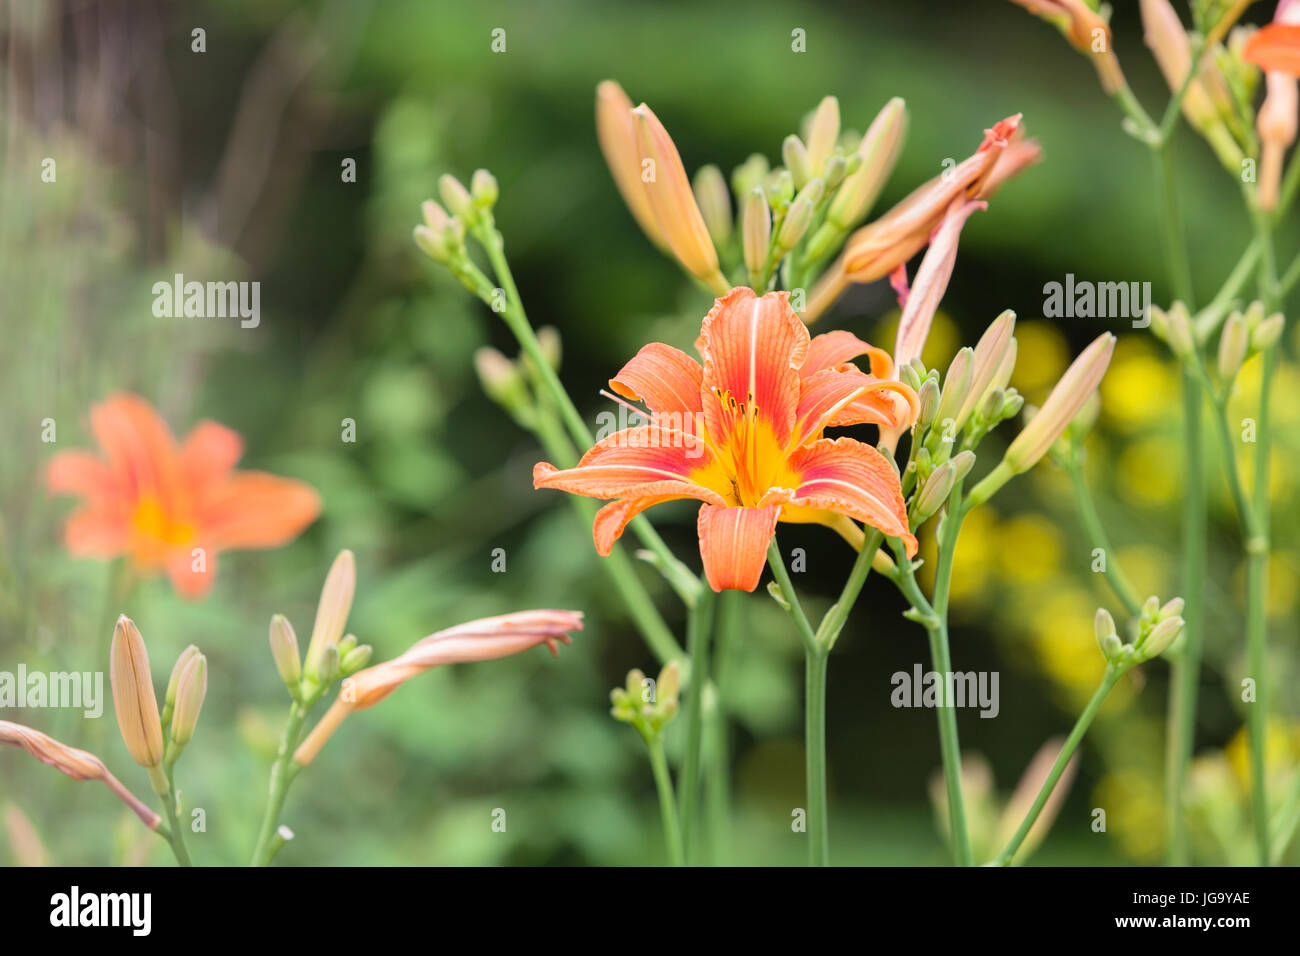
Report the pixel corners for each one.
[1010,320,1069,402]
[1026,585,1108,705]
[1225,718,1300,791]
[1114,545,1172,603]
[996,513,1063,583]
[1093,769,1165,861]
[1230,552,1300,619]
[1116,436,1182,506]
[1100,337,1179,432]
[921,504,996,606]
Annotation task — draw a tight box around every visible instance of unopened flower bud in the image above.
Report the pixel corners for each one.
[304,550,356,683]
[341,643,373,674]
[777,194,815,250]
[916,379,940,429]
[1141,616,1184,659]
[1142,595,1161,620]
[826,97,906,231]
[162,644,201,730]
[438,174,476,224]
[805,96,841,177]
[767,168,795,205]
[1004,333,1114,474]
[978,387,1005,424]
[934,347,974,430]
[693,164,733,247]
[1251,312,1284,353]
[269,614,302,694]
[823,154,847,189]
[320,644,341,686]
[949,449,976,484]
[742,188,771,277]
[732,154,770,202]
[1217,310,1250,381]
[169,653,207,750]
[913,460,957,523]
[783,135,813,189]
[898,362,922,394]
[1159,597,1185,620]
[470,168,498,208]
[110,616,166,781]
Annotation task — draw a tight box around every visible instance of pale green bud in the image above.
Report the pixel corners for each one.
[782,135,813,189]
[777,195,815,250]
[912,460,957,523]
[341,644,373,674]
[438,174,476,224]
[916,379,940,430]
[1251,312,1284,353]
[742,188,771,277]
[1217,310,1249,382]
[470,168,498,207]
[934,348,974,431]
[732,154,770,202]
[693,164,732,247]
[268,615,302,692]
[1141,616,1184,660]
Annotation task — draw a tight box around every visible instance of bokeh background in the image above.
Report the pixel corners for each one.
[2,0,1297,865]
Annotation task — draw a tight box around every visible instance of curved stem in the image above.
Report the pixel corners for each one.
[646,736,684,866]
[677,588,715,862]
[766,540,817,652]
[251,701,307,866]
[156,767,192,867]
[1064,455,1142,618]
[994,667,1120,866]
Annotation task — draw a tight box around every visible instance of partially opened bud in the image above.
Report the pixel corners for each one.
[169,653,207,750]
[742,188,771,278]
[304,550,356,683]
[596,81,667,250]
[293,610,584,767]
[110,616,165,774]
[693,164,732,246]
[633,104,729,293]
[269,614,302,692]
[1004,333,1115,474]
[1217,310,1250,381]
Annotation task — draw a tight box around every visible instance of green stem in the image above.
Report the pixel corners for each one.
[804,645,829,866]
[814,529,885,650]
[477,223,695,596]
[704,591,740,864]
[1064,454,1142,618]
[646,735,684,866]
[677,587,715,862]
[1196,239,1262,341]
[1272,766,1300,864]
[766,540,817,652]
[1167,368,1206,866]
[156,766,192,867]
[994,667,1121,866]
[251,701,307,866]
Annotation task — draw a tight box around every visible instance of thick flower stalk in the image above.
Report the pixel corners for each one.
[534,287,918,592]
[47,392,320,597]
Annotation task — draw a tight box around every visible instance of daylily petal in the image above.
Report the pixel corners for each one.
[609,342,704,416]
[47,451,121,501]
[167,548,216,599]
[197,472,321,550]
[1244,23,1300,76]
[792,367,915,446]
[697,503,781,592]
[64,507,129,556]
[593,494,684,555]
[90,392,184,508]
[696,287,808,450]
[533,421,726,501]
[179,421,244,499]
[787,437,917,556]
[804,330,893,377]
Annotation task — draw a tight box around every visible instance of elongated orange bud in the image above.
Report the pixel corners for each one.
[1005,333,1115,473]
[303,550,355,683]
[596,81,667,250]
[110,616,164,773]
[1,720,161,830]
[632,104,729,293]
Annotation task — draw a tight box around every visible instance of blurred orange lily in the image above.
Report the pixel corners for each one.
[534,287,918,592]
[47,392,321,598]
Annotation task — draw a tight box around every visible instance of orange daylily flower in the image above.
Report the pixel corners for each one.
[533,287,918,593]
[1244,0,1300,76]
[47,392,321,598]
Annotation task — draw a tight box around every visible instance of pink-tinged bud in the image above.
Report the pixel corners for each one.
[806,114,1021,323]
[269,614,302,690]
[804,95,841,178]
[1008,0,1125,92]
[1,720,161,830]
[1258,71,1298,211]
[169,653,207,750]
[632,104,729,294]
[292,610,584,767]
[993,736,1078,860]
[3,804,50,867]
[893,199,987,370]
[1005,333,1115,473]
[825,97,907,232]
[1140,0,1243,168]
[955,310,1017,430]
[303,550,356,683]
[110,616,165,772]
[596,81,668,251]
